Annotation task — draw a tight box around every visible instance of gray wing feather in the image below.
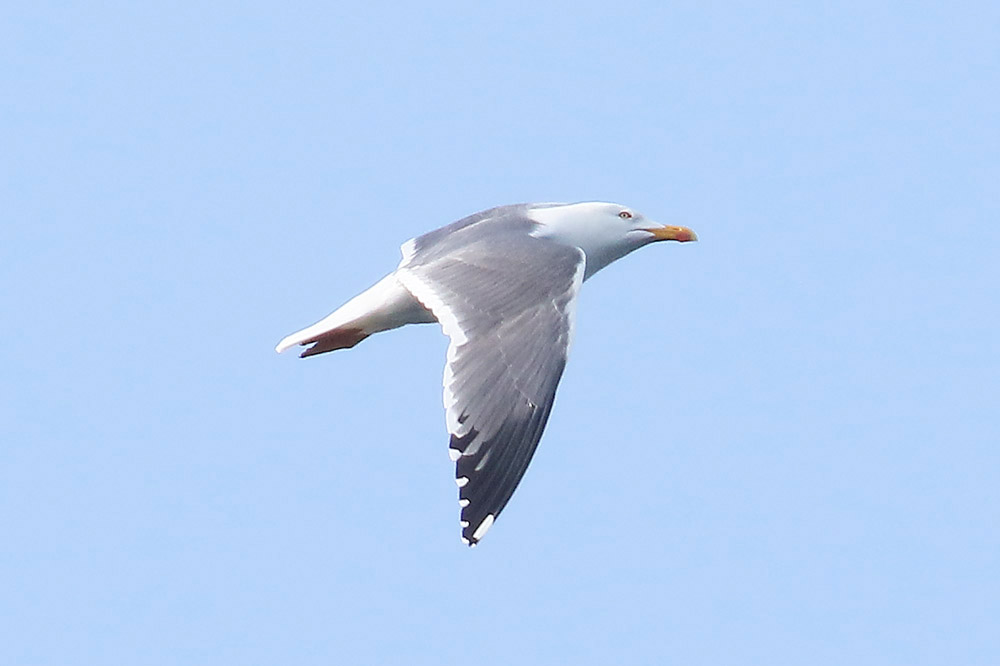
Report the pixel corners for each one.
[396,216,584,545]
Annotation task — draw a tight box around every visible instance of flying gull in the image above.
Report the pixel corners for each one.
[276,202,697,545]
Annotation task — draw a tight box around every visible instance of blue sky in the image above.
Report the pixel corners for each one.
[3,2,998,664]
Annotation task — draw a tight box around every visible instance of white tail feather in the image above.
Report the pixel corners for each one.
[275,312,349,353]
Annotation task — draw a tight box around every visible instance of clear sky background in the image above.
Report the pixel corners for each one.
[3,2,998,664]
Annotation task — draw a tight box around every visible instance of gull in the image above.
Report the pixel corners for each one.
[276,202,697,545]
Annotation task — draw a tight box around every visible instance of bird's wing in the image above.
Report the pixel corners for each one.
[396,228,585,545]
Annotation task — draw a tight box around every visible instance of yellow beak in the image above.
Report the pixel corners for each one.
[642,225,698,242]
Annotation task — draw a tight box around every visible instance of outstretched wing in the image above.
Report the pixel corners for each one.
[396,220,585,545]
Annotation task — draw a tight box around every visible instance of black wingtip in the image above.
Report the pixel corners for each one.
[460,514,496,547]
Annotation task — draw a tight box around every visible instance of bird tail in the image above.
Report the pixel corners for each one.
[275,323,367,358]
[275,273,428,358]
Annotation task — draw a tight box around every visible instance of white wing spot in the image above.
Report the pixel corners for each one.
[448,448,461,462]
[455,476,469,488]
[472,514,495,541]
[459,498,470,508]
[460,520,469,528]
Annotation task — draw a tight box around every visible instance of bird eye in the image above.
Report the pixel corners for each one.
[618,210,632,219]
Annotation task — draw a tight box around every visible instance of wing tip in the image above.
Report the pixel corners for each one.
[461,513,495,547]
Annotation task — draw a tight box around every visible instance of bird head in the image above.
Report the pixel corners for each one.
[528,201,697,279]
